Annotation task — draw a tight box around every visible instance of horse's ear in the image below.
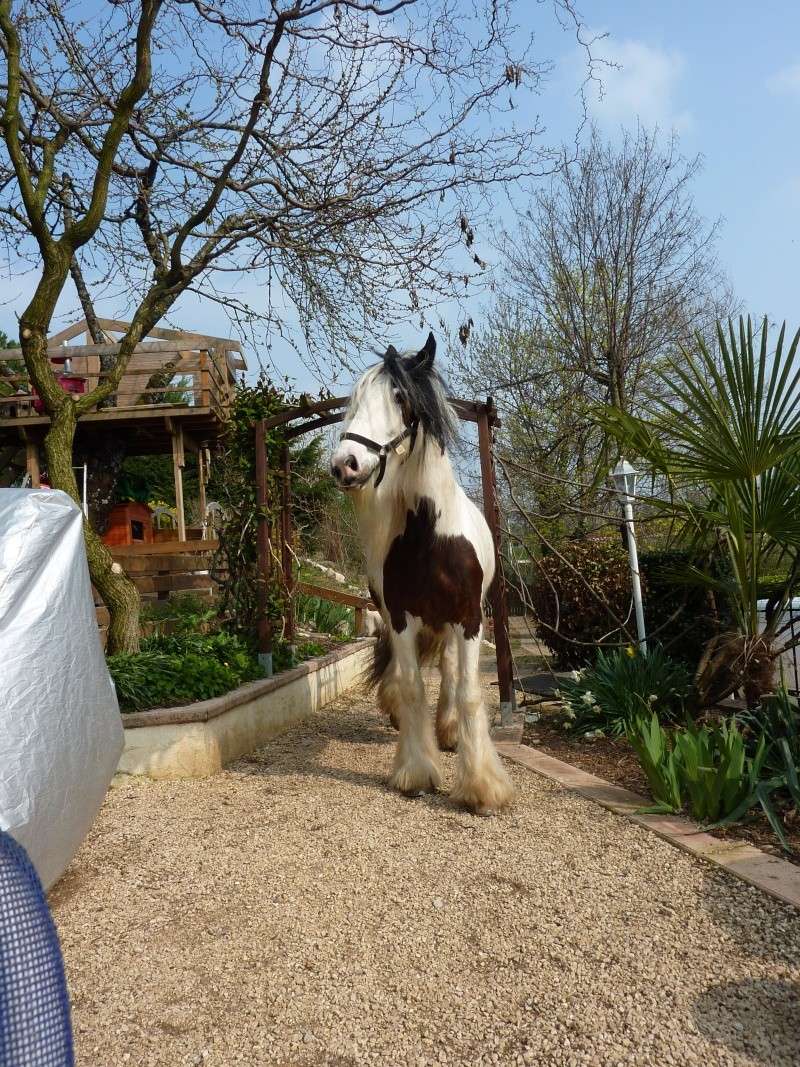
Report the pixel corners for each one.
[409,331,435,374]
[384,344,400,361]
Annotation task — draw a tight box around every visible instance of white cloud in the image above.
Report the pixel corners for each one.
[767,62,800,97]
[587,38,693,133]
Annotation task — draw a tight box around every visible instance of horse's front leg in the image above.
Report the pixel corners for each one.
[435,631,459,751]
[387,623,442,795]
[451,624,514,815]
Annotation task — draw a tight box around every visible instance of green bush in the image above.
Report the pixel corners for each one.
[529,538,636,668]
[638,550,728,669]
[529,539,731,671]
[108,631,261,712]
[559,646,693,737]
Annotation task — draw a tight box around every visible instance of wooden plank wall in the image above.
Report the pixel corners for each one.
[96,540,223,643]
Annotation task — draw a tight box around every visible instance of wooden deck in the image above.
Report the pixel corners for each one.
[0,318,246,453]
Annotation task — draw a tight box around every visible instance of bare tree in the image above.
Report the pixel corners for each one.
[499,124,733,415]
[0,0,592,651]
[450,124,734,542]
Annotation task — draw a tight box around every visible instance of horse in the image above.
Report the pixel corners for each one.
[330,332,514,814]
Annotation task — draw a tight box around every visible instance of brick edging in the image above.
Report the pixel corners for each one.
[496,742,800,911]
[121,639,374,729]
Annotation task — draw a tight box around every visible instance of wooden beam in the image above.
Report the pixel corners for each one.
[255,419,273,673]
[47,320,89,345]
[109,539,218,557]
[477,400,514,723]
[25,441,40,487]
[46,339,195,360]
[295,581,374,610]
[280,444,294,644]
[94,318,242,350]
[171,423,186,541]
[198,448,208,538]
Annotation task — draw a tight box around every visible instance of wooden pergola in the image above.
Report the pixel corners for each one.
[252,395,515,724]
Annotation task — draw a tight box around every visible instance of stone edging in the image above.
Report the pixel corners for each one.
[121,639,374,729]
[496,741,800,911]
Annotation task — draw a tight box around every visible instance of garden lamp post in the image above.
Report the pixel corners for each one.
[611,459,647,653]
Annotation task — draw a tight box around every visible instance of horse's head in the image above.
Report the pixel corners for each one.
[330,332,453,490]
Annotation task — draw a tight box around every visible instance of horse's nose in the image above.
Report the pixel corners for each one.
[331,454,359,481]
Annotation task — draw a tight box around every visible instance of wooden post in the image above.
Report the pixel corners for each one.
[280,443,295,647]
[171,422,187,541]
[477,399,514,725]
[255,419,273,675]
[199,350,211,408]
[197,446,208,537]
[25,440,41,488]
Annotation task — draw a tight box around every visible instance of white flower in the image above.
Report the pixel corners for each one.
[648,694,658,704]
[581,691,596,705]
[571,670,582,682]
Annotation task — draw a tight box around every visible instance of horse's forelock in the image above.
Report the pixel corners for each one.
[380,352,456,454]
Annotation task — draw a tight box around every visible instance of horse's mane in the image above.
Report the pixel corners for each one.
[380,348,457,455]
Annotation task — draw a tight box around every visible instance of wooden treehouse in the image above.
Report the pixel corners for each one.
[0,318,246,621]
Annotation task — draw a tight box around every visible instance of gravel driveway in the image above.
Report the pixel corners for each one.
[51,681,800,1067]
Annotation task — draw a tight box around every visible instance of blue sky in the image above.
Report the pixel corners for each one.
[4,0,799,392]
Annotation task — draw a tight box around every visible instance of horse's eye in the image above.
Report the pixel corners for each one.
[392,388,402,403]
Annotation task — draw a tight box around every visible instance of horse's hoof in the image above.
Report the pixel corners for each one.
[452,771,514,815]
[390,761,441,796]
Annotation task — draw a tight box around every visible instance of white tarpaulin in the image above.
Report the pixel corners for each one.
[0,488,123,889]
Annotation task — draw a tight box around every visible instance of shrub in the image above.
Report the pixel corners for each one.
[529,537,636,668]
[559,646,692,737]
[638,550,727,669]
[108,631,261,712]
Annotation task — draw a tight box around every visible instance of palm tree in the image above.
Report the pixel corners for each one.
[601,316,800,707]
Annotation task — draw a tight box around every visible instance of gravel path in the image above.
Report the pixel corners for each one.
[52,680,800,1067]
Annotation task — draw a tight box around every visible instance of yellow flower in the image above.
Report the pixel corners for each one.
[625,645,636,658]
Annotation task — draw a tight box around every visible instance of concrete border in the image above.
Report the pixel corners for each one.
[496,741,800,911]
[117,640,374,780]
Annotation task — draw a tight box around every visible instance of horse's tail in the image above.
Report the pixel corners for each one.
[364,623,444,691]
[364,624,444,731]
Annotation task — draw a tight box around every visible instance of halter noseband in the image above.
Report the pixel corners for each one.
[340,420,418,488]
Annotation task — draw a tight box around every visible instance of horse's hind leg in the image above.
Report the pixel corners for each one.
[436,631,459,751]
[388,624,441,795]
[451,625,514,815]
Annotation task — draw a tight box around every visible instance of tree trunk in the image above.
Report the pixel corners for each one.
[43,400,141,653]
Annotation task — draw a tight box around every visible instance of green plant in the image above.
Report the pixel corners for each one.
[295,592,353,636]
[601,316,800,707]
[108,631,262,712]
[626,712,683,812]
[140,593,220,634]
[638,549,731,670]
[529,538,642,668]
[559,646,692,737]
[272,639,326,674]
[739,687,800,778]
[627,714,767,823]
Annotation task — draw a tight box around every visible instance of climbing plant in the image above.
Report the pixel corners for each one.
[208,376,333,642]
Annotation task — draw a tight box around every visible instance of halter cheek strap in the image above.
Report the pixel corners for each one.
[340,420,418,488]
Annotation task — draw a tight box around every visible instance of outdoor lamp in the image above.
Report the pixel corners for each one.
[610,458,647,652]
[611,458,637,501]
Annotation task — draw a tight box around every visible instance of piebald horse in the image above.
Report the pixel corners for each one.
[330,333,514,814]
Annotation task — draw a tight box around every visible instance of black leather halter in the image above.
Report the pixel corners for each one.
[340,420,418,488]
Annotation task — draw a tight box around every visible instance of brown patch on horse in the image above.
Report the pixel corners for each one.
[382,497,483,638]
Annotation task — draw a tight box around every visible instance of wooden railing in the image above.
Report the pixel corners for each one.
[0,340,236,420]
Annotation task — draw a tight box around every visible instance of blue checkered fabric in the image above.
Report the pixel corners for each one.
[0,831,74,1067]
